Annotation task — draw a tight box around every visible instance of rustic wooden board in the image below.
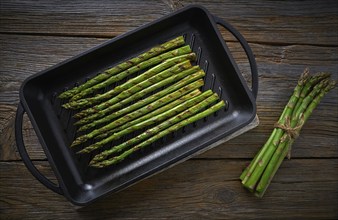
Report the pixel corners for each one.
[0,0,337,219]
[0,160,337,219]
[1,0,337,45]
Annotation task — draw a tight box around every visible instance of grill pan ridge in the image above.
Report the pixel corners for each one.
[15,5,258,205]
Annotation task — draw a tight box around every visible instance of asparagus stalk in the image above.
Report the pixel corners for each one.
[76,91,218,152]
[59,36,185,99]
[69,46,193,101]
[254,80,336,197]
[291,78,329,126]
[291,71,331,118]
[63,49,195,109]
[81,89,201,133]
[90,100,225,168]
[241,70,310,188]
[95,89,201,139]
[74,69,205,125]
[73,60,195,120]
[72,80,204,146]
[301,80,336,122]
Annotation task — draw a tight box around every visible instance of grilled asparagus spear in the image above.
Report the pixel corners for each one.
[63,48,194,109]
[73,60,194,119]
[71,80,205,147]
[77,91,218,153]
[69,46,192,101]
[90,100,225,167]
[74,69,205,126]
[59,36,185,99]
[80,89,202,133]
[94,89,202,139]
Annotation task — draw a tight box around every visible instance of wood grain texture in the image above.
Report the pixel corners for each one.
[0,0,337,219]
[188,0,338,45]
[0,0,169,37]
[1,0,337,45]
[0,160,337,219]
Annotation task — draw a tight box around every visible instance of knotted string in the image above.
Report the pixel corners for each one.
[274,116,303,159]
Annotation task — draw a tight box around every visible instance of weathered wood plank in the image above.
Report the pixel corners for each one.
[1,1,337,219]
[1,34,337,97]
[1,34,337,161]
[0,0,169,36]
[0,34,108,94]
[0,0,337,45]
[193,0,338,46]
[0,159,337,219]
[0,105,18,160]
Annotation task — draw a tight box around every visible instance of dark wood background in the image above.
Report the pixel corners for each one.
[0,0,337,219]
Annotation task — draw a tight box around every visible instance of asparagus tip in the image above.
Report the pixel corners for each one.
[62,103,71,109]
[58,92,69,99]
[75,150,84,154]
[326,80,337,91]
[299,68,310,84]
[315,71,331,79]
[58,95,65,99]
[77,126,87,132]
[73,113,83,119]
[76,147,92,154]
[89,163,102,168]
[89,159,97,166]
[73,120,81,126]
[71,142,79,148]
[71,136,87,147]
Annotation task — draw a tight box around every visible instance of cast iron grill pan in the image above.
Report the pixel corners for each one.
[15,5,258,205]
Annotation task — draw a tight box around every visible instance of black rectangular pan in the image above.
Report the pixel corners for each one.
[15,5,258,205]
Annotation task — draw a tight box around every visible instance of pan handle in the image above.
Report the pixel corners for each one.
[15,102,63,195]
[213,16,258,99]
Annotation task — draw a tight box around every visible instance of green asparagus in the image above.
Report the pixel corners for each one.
[73,89,214,149]
[73,60,194,119]
[254,80,335,197]
[59,36,185,99]
[241,74,329,190]
[240,68,336,197]
[76,66,201,129]
[291,71,330,119]
[80,92,220,154]
[74,69,205,125]
[72,80,204,146]
[90,100,225,167]
[94,89,202,139]
[240,71,310,188]
[69,46,193,101]
[63,48,195,109]
[80,89,201,133]
[255,78,335,197]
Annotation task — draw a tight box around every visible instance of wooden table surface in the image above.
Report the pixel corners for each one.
[1,1,337,219]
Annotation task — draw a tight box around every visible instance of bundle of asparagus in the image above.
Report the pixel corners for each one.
[240,68,336,197]
[58,36,225,168]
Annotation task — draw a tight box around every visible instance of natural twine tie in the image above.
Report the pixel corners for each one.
[274,116,303,159]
